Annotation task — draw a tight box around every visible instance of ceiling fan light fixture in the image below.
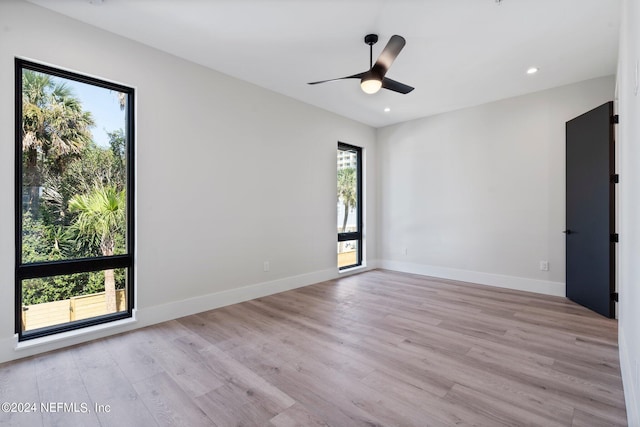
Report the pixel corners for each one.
[361,76,382,94]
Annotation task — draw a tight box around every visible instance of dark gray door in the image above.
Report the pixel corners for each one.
[565,101,615,318]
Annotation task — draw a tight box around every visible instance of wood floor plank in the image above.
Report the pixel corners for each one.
[267,402,332,427]
[138,325,226,398]
[359,369,509,427]
[198,342,296,411]
[0,269,628,426]
[71,339,158,427]
[572,407,628,427]
[265,365,387,427]
[270,357,453,427]
[195,383,282,427]
[445,383,570,427]
[0,357,43,427]
[356,333,578,422]
[104,329,166,384]
[34,349,102,427]
[131,372,213,426]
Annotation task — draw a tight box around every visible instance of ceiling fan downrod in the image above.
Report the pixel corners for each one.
[364,34,378,69]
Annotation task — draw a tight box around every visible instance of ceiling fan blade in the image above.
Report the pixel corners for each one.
[371,35,406,78]
[308,72,365,85]
[382,77,414,94]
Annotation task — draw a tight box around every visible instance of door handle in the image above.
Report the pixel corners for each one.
[563,229,572,235]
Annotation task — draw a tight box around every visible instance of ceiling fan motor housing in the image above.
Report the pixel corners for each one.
[364,34,378,46]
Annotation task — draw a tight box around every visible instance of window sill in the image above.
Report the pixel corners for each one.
[339,264,367,274]
[14,311,137,352]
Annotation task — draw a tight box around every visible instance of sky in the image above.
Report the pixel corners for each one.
[60,77,126,148]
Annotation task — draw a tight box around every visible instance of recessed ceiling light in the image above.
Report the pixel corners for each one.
[384,107,391,113]
[526,67,539,75]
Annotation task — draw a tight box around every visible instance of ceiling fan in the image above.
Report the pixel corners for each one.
[308,34,414,95]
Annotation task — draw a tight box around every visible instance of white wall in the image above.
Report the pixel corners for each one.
[617,0,640,424]
[0,0,377,362]
[377,77,615,296]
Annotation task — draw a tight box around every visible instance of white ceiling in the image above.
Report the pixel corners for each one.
[25,0,620,128]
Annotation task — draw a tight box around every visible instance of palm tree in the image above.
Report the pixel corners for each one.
[22,70,94,213]
[69,185,126,313]
[337,167,357,233]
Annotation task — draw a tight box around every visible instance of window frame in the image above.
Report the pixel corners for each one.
[14,59,135,340]
[337,142,363,270]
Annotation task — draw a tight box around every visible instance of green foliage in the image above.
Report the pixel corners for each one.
[69,185,126,257]
[22,212,58,263]
[108,129,126,184]
[64,133,126,196]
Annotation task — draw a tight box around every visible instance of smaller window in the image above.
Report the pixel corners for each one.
[337,143,362,269]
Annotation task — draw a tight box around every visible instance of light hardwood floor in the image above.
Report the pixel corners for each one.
[0,269,627,426]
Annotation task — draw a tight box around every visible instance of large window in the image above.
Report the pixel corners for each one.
[15,59,134,340]
[337,143,362,269]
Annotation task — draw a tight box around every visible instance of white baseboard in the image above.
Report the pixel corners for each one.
[0,264,376,364]
[379,260,566,297]
[619,327,638,427]
[136,267,341,327]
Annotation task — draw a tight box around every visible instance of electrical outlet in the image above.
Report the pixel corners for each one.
[263,261,270,272]
[539,260,549,271]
